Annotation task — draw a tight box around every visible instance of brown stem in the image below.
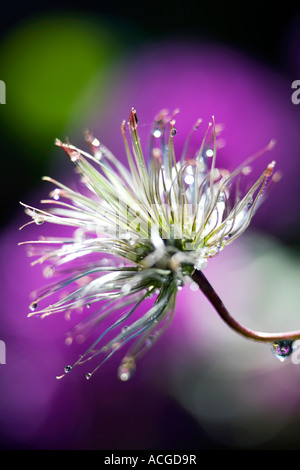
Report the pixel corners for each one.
[192,269,300,343]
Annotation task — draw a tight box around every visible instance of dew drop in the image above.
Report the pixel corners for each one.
[224,233,233,241]
[171,128,177,137]
[70,151,79,162]
[121,325,129,333]
[52,189,61,201]
[91,137,100,147]
[86,373,92,380]
[35,217,44,225]
[246,196,253,207]
[64,365,72,374]
[206,149,214,158]
[118,368,130,381]
[152,128,162,138]
[184,174,195,185]
[86,303,91,309]
[118,358,136,381]
[270,340,294,362]
[30,302,38,311]
[94,151,102,161]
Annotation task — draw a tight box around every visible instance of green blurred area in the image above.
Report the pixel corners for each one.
[0,13,122,159]
[0,11,135,226]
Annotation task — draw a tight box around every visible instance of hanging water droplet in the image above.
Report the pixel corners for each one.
[152,128,162,138]
[246,196,253,207]
[118,367,130,381]
[270,340,294,362]
[86,303,91,309]
[94,150,103,161]
[70,151,79,162]
[30,302,38,311]
[118,357,136,381]
[35,217,44,225]
[64,365,72,374]
[176,278,184,287]
[224,233,233,241]
[52,189,61,201]
[206,148,214,158]
[86,372,92,380]
[171,128,177,136]
[184,174,194,185]
[91,137,100,147]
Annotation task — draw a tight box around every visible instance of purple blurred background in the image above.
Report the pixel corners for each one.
[0,1,300,451]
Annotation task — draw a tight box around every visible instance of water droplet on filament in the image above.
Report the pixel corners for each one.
[70,151,79,162]
[152,128,162,138]
[270,340,294,362]
[118,357,136,381]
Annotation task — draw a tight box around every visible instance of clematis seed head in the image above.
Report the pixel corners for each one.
[20,108,286,380]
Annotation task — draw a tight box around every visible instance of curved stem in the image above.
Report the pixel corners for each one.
[192,269,300,343]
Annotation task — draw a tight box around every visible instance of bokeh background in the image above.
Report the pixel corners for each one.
[0,1,300,450]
